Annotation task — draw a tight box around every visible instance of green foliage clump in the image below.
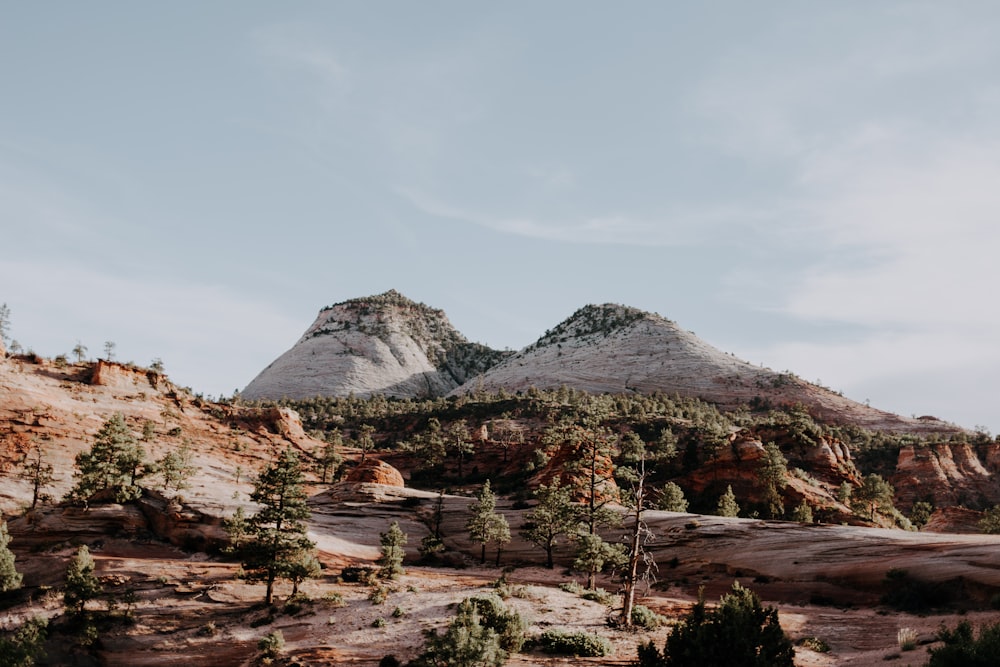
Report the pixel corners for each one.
[64,545,102,615]
[630,604,665,630]
[412,597,510,667]
[234,448,316,605]
[69,413,147,503]
[466,593,527,653]
[0,616,47,667]
[909,501,934,529]
[979,505,1000,534]
[258,630,285,659]
[377,521,407,580]
[927,620,1000,667]
[716,485,740,518]
[537,628,613,657]
[790,501,813,524]
[656,482,688,512]
[0,522,22,592]
[636,582,794,667]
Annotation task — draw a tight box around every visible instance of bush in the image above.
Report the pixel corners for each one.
[466,593,527,652]
[537,628,613,657]
[636,582,794,667]
[630,604,664,630]
[341,565,377,584]
[797,636,829,653]
[927,620,1000,666]
[258,630,284,659]
[412,599,507,667]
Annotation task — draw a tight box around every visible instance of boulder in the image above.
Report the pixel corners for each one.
[345,459,405,487]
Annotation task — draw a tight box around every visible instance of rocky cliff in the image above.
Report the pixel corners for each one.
[455,304,961,436]
[242,290,509,401]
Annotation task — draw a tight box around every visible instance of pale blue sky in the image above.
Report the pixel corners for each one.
[2,3,998,432]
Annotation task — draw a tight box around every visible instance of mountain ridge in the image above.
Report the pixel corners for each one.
[244,292,962,435]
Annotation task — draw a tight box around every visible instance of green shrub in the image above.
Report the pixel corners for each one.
[467,593,527,652]
[369,584,389,605]
[413,599,507,667]
[630,604,664,630]
[537,628,613,657]
[372,617,386,628]
[636,582,793,667]
[258,630,284,659]
[927,620,1000,666]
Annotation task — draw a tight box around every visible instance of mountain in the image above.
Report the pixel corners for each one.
[453,303,960,435]
[241,290,509,401]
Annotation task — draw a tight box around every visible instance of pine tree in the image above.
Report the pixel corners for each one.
[69,413,147,503]
[20,445,55,511]
[239,448,316,604]
[637,582,794,667]
[64,545,102,615]
[446,420,474,478]
[156,441,197,496]
[378,521,408,580]
[852,474,895,522]
[520,482,579,568]
[489,513,510,567]
[573,532,627,590]
[758,442,788,519]
[656,482,688,512]
[286,551,321,598]
[466,481,506,565]
[0,522,22,592]
[314,432,343,483]
[717,485,740,518]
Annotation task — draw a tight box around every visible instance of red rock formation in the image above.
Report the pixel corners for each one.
[90,360,159,392]
[892,443,1000,510]
[345,459,405,487]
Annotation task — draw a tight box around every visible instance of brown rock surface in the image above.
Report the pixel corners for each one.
[344,458,405,486]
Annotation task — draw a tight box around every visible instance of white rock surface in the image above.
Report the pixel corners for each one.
[242,290,505,400]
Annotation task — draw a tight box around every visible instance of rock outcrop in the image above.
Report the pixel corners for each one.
[891,442,1000,510]
[345,459,405,487]
[242,290,509,401]
[454,304,961,436]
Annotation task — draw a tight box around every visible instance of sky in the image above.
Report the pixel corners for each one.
[2,3,998,433]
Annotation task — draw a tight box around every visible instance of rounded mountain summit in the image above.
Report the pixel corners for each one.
[242,290,958,435]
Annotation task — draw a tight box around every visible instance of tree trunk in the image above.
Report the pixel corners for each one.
[480,543,486,564]
[495,547,502,567]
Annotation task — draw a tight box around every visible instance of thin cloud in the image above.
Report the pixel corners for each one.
[395,185,773,247]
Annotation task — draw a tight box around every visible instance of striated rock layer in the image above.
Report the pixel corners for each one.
[454,303,961,436]
[242,290,508,401]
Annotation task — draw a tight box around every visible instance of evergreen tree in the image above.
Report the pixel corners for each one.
[520,482,579,568]
[447,420,475,478]
[68,413,146,503]
[790,501,813,523]
[314,432,343,483]
[656,482,688,512]
[852,474,895,522]
[378,521,408,580]
[0,616,47,667]
[466,481,506,565]
[573,532,627,591]
[717,485,740,518]
[357,424,377,464]
[72,341,88,363]
[758,443,788,519]
[20,445,55,511]
[64,545,102,615]
[0,303,10,349]
[489,513,510,567]
[637,582,794,667]
[413,598,507,667]
[0,522,22,592]
[286,551,321,598]
[239,448,316,604]
[156,441,197,496]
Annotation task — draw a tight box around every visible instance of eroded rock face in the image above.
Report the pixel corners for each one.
[345,459,405,487]
[90,360,160,393]
[892,443,1000,510]
[242,290,509,401]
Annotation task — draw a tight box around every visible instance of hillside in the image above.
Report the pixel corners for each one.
[3,331,1000,665]
[456,303,961,436]
[242,290,509,401]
